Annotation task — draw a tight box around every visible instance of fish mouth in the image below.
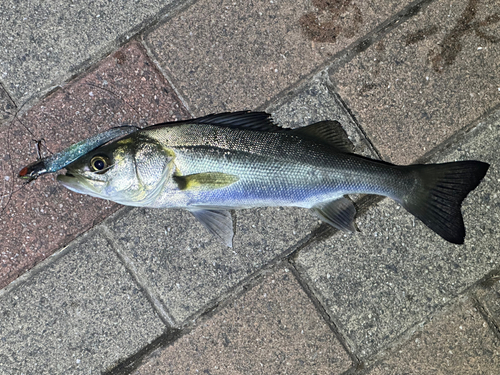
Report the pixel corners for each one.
[56,172,106,198]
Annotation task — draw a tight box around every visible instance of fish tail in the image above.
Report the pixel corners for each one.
[399,161,489,244]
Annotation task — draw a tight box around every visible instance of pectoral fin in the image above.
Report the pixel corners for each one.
[174,172,239,191]
[189,209,234,247]
[311,197,357,232]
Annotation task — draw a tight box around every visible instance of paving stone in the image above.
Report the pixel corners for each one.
[0,0,175,104]
[106,206,318,325]
[0,41,188,290]
[0,229,165,375]
[331,0,500,164]
[133,268,352,375]
[146,0,410,115]
[368,297,500,375]
[296,111,500,357]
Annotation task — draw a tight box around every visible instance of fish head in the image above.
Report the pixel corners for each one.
[56,134,174,206]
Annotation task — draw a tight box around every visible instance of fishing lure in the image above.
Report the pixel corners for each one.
[18,126,138,181]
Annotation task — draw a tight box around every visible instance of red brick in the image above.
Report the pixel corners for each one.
[0,41,188,289]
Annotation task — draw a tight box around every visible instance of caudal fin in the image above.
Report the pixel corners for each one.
[400,161,489,244]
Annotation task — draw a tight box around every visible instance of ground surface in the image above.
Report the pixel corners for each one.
[0,0,499,373]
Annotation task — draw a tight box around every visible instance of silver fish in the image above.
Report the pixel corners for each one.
[52,112,489,247]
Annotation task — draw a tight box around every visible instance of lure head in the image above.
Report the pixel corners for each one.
[56,133,174,206]
[18,160,48,182]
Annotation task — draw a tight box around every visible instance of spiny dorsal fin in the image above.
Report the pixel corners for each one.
[192,111,279,131]
[292,121,354,153]
[148,111,284,132]
[174,172,239,191]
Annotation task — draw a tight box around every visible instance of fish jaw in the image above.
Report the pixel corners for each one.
[57,173,108,200]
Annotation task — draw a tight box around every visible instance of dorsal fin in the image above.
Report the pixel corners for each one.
[191,111,280,130]
[292,121,354,152]
[147,111,285,132]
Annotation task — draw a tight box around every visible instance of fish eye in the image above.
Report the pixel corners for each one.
[90,155,110,172]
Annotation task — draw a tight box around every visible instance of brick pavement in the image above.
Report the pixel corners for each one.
[0,0,499,374]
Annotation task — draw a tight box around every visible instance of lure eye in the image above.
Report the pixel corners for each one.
[90,155,110,172]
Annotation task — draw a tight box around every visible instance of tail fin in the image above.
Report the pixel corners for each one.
[400,161,489,244]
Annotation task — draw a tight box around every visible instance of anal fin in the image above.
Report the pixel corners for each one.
[311,197,357,232]
[189,209,234,247]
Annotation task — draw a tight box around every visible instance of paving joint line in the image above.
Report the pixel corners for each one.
[103,328,183,375]
[5,0,198,108]
[471,294,500,342]
[100,222,177,328]
[287,260,362,370]
[412,103,500,164]
[0,234,76,299]
[339,266,500,371]
[139,37,195,117]
[0,81,17,116]
[105,248,319,369]
[104,262,290,374]
[323,75,384,161]
[177,234,315,327]
[326,0,436,72]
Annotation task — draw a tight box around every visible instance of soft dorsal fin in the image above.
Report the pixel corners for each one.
[292,121,354,153]
[147,111,285,132]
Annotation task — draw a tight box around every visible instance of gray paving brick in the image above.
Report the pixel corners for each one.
[296,110,500,357]
[330,0,500,164]
[146,0,409,115]
[105,206,318,325]
[133,268,352,375]
[368,297,500,375]
[0,0,175,104]
[0,229,165,374]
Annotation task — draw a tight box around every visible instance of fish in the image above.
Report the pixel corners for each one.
[41,111,489,247]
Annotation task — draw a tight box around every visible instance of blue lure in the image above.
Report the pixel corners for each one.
[18,126,138,181]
